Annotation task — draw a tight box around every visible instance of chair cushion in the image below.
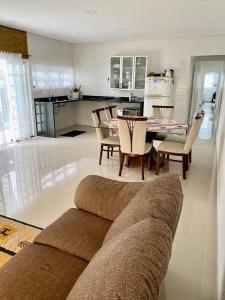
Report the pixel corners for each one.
[34,208,112,261]
[102,135,120,145]
[158,141,185,154]
[67,218,172,300]
[75,175,144,221]
[104,174,183,244]
[0,244,88,300]
[144,142,152,154]
[165,134,186,143]
[155,132,169,140]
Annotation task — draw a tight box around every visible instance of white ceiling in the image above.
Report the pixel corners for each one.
[1,0,225,44]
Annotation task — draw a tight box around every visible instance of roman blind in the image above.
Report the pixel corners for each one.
[0,25,28,59]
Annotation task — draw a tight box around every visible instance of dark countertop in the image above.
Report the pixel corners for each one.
[34,95,144,104]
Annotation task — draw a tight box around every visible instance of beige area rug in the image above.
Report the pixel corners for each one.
[0,215,42,268]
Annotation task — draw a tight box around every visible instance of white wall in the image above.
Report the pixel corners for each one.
[28,33,74,67]
[27,33,76,130]
[217,78,225,300]
[73,35,225,122]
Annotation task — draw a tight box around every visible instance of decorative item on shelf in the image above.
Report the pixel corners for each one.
[113,64,120,68]
[165,69,174,77]
[136,58,142,66]
[128,80,132,89]
[113,74,119,79]
[72,85,81,99]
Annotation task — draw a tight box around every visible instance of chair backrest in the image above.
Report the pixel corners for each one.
[105,105,117,121]
[118,116,148,155]
[184,113,204,153]
[92,108,109,143]
[152,105,174,119]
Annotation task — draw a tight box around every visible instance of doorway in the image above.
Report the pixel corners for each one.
[189,59,225,140]
[199,72,220,139]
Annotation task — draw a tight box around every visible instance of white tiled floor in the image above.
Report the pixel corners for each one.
[0,126,217,300]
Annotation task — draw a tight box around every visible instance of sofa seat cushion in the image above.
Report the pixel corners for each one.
[0,244,88,300]
[67,218,172,300]
[104,174,183,244]
[34,208,112,261]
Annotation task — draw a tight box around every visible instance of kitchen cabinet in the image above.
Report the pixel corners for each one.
[134,56,147,89]
[110,55,147,90]
[35,101,56,137]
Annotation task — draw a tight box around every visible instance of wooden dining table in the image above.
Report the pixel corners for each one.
[101,116,188,169]
[102,117,187,136]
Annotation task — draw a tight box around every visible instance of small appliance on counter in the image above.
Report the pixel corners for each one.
[144,71,174,116]
[68,85,81,100]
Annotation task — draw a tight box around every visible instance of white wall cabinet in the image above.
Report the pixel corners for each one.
[110,56,147,90]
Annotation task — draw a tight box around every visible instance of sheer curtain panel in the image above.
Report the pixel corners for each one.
[0,52,35,146]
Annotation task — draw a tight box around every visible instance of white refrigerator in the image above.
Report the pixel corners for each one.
[144,76,174,116]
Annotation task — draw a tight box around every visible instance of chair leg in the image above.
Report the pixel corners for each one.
[99,145,103,165]
[140,156,144,180]
[156,151,161,175]
[148,153,151,170]
[182,155,187,180]
[189,150,192,163]
[111,147,113,156]
[186,154,189,171]
[127,156,131,168]
[119,153,125,176]
[107,146,110,159]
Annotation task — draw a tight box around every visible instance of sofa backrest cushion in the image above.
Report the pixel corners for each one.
[103,174,183,244]
[67,218,172,300]
[74,175,144,221]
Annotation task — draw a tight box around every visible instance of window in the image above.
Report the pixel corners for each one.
[32,64,74,90]
[0,53,35,146]
[204,72,219,89]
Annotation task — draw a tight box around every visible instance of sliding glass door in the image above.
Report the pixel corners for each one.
[0,53,35,146]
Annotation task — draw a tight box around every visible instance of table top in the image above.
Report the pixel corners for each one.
[102,117,187,132]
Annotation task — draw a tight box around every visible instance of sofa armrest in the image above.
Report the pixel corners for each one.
[74,175,144,221]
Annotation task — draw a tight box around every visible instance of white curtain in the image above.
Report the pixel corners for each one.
[0,52,35,146]
[32,64,74,90]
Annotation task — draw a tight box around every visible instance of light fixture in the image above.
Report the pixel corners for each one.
[85,9,98,15]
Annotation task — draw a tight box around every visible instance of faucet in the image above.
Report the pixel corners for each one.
[48,89,54,102]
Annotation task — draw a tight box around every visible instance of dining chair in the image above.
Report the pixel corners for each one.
[92,108,120,165]
[164,111,205,159]
[152,105,175,140]
[152,105,174,119]
[105,105,117,121]
[118,116,152,180]
[105,105,119,136]
[155,113,204,179]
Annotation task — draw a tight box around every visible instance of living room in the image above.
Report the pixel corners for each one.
[0,1,224,300]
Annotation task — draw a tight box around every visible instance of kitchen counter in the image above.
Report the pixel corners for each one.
[34,95,144,104]
[34,95,144,137]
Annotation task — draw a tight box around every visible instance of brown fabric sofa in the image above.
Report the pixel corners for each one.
[0,174,183,300]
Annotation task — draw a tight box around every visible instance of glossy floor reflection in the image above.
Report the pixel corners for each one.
[0,126,217,300]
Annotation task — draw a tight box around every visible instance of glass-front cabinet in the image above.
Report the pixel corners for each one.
[121,56,134,89]
[110,55,147,90]
[110,56,121,89]
[134,56,147,89]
